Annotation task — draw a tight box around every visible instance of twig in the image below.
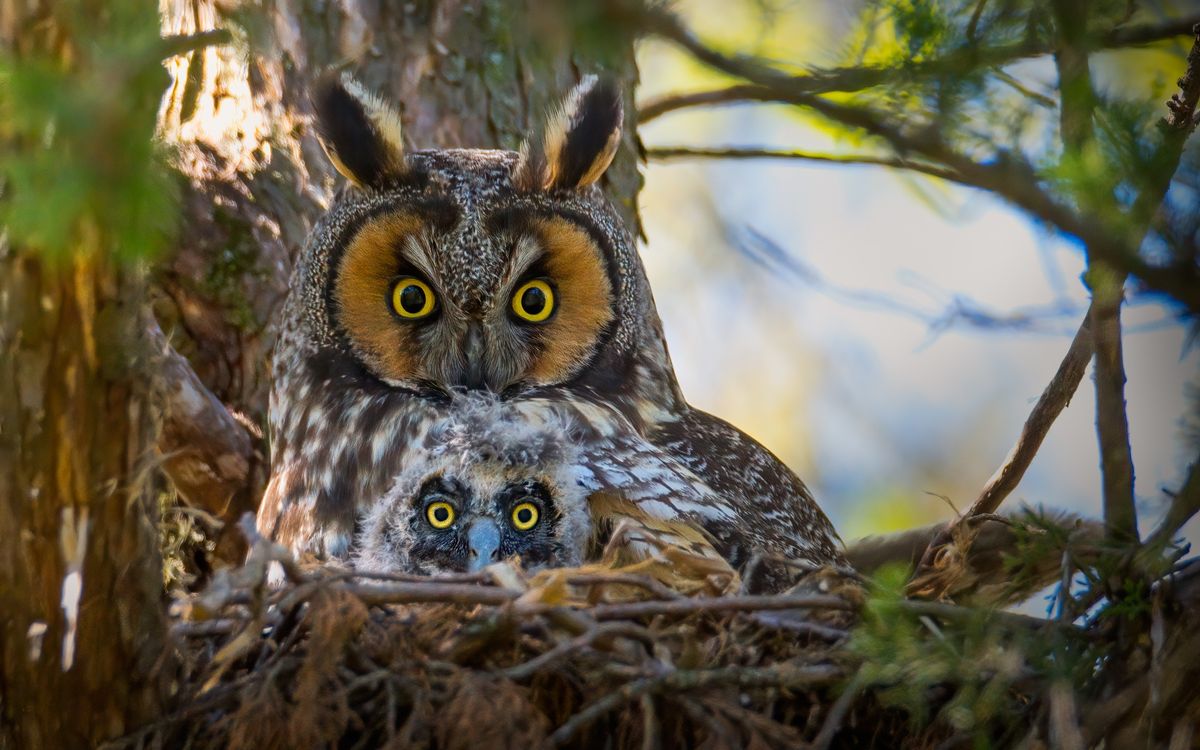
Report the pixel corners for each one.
[157,28,234,58]
[149,316,259,522]
[500,621,651,681]
[1145,454,1200,549]
[640,84,790,123]
[811,670,868,750]
[589,594,854,621]
[338,581,519,607]
[645,146,963,182]
[548,663,841,746]
[966,0,990,42]
[640,693,660,750]
[565,572,685,601]
[746,611,848,641]
[912,311,1094,579]
[895,600,1093,636]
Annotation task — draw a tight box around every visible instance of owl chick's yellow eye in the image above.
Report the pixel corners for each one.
[426,501,455,529]
[510,501,540,531]
[511,279,555,323]
[391,277,436,319]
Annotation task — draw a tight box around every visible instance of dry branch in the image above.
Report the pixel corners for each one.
[637,11,1200,123]
[589,593,854,621]
[1146,455,1200,549]
[645,145,962,181]
[150,317,263,561]
[909,313,1094,596]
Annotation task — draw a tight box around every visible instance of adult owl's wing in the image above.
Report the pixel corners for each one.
[566,417,736,575]
[647,407,850,592]
[257,461,353,563]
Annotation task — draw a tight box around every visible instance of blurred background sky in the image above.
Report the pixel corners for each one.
[633,0,1200,551]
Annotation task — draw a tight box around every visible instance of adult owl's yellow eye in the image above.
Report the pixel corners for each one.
[511,279,555,323]
[391,277,436,319]
[510,501,540,531]
[426,501,455,529]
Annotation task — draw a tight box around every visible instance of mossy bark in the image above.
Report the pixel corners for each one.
[0,258,168,748]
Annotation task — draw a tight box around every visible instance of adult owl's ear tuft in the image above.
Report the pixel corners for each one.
[516,75,623,192]
[312,71,407,189]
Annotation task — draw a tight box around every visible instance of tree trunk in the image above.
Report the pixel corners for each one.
[0,6,171,748]
[155,0,642,556]
[0,259,167,749]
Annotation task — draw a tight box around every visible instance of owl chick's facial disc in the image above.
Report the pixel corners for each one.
[353,395,594,575]
[312,72,635,395]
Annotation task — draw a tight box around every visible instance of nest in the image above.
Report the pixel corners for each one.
[106,516,972,750]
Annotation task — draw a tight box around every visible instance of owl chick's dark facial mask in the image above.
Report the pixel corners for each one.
[399,475,563,573]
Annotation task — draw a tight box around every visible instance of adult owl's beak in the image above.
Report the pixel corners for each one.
[460,325,489,391]
[466,518,501,572]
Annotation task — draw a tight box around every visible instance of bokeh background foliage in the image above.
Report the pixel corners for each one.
[0,1,180,263]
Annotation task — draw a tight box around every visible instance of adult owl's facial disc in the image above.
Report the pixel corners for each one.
[315,74,623,393]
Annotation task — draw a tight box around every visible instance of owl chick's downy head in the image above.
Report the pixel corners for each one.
[353,394,593,575]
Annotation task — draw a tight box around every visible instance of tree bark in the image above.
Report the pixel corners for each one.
[0,6,173,747]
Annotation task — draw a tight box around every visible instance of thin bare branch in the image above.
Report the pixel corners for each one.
[589,593,854,621]
[338,581,519,608]
[640,84,786,123]
[971,311,1095,518]
[1146,454,1200,549]
[911,311,1095,584]
[638,10,1200,121]
[150,317,260,522]
[645,145,963,182]
[157,28,233,58]
[811,670,867,750]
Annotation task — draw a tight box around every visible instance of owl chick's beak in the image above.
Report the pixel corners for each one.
[466,517,501,572]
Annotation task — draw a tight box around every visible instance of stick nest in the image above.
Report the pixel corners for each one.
[109,518,955,750]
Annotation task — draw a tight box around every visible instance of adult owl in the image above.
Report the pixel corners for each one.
[258,72,847,591]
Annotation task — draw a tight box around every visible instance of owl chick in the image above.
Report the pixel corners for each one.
[354,392,735,577]
[354,397,590,575]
